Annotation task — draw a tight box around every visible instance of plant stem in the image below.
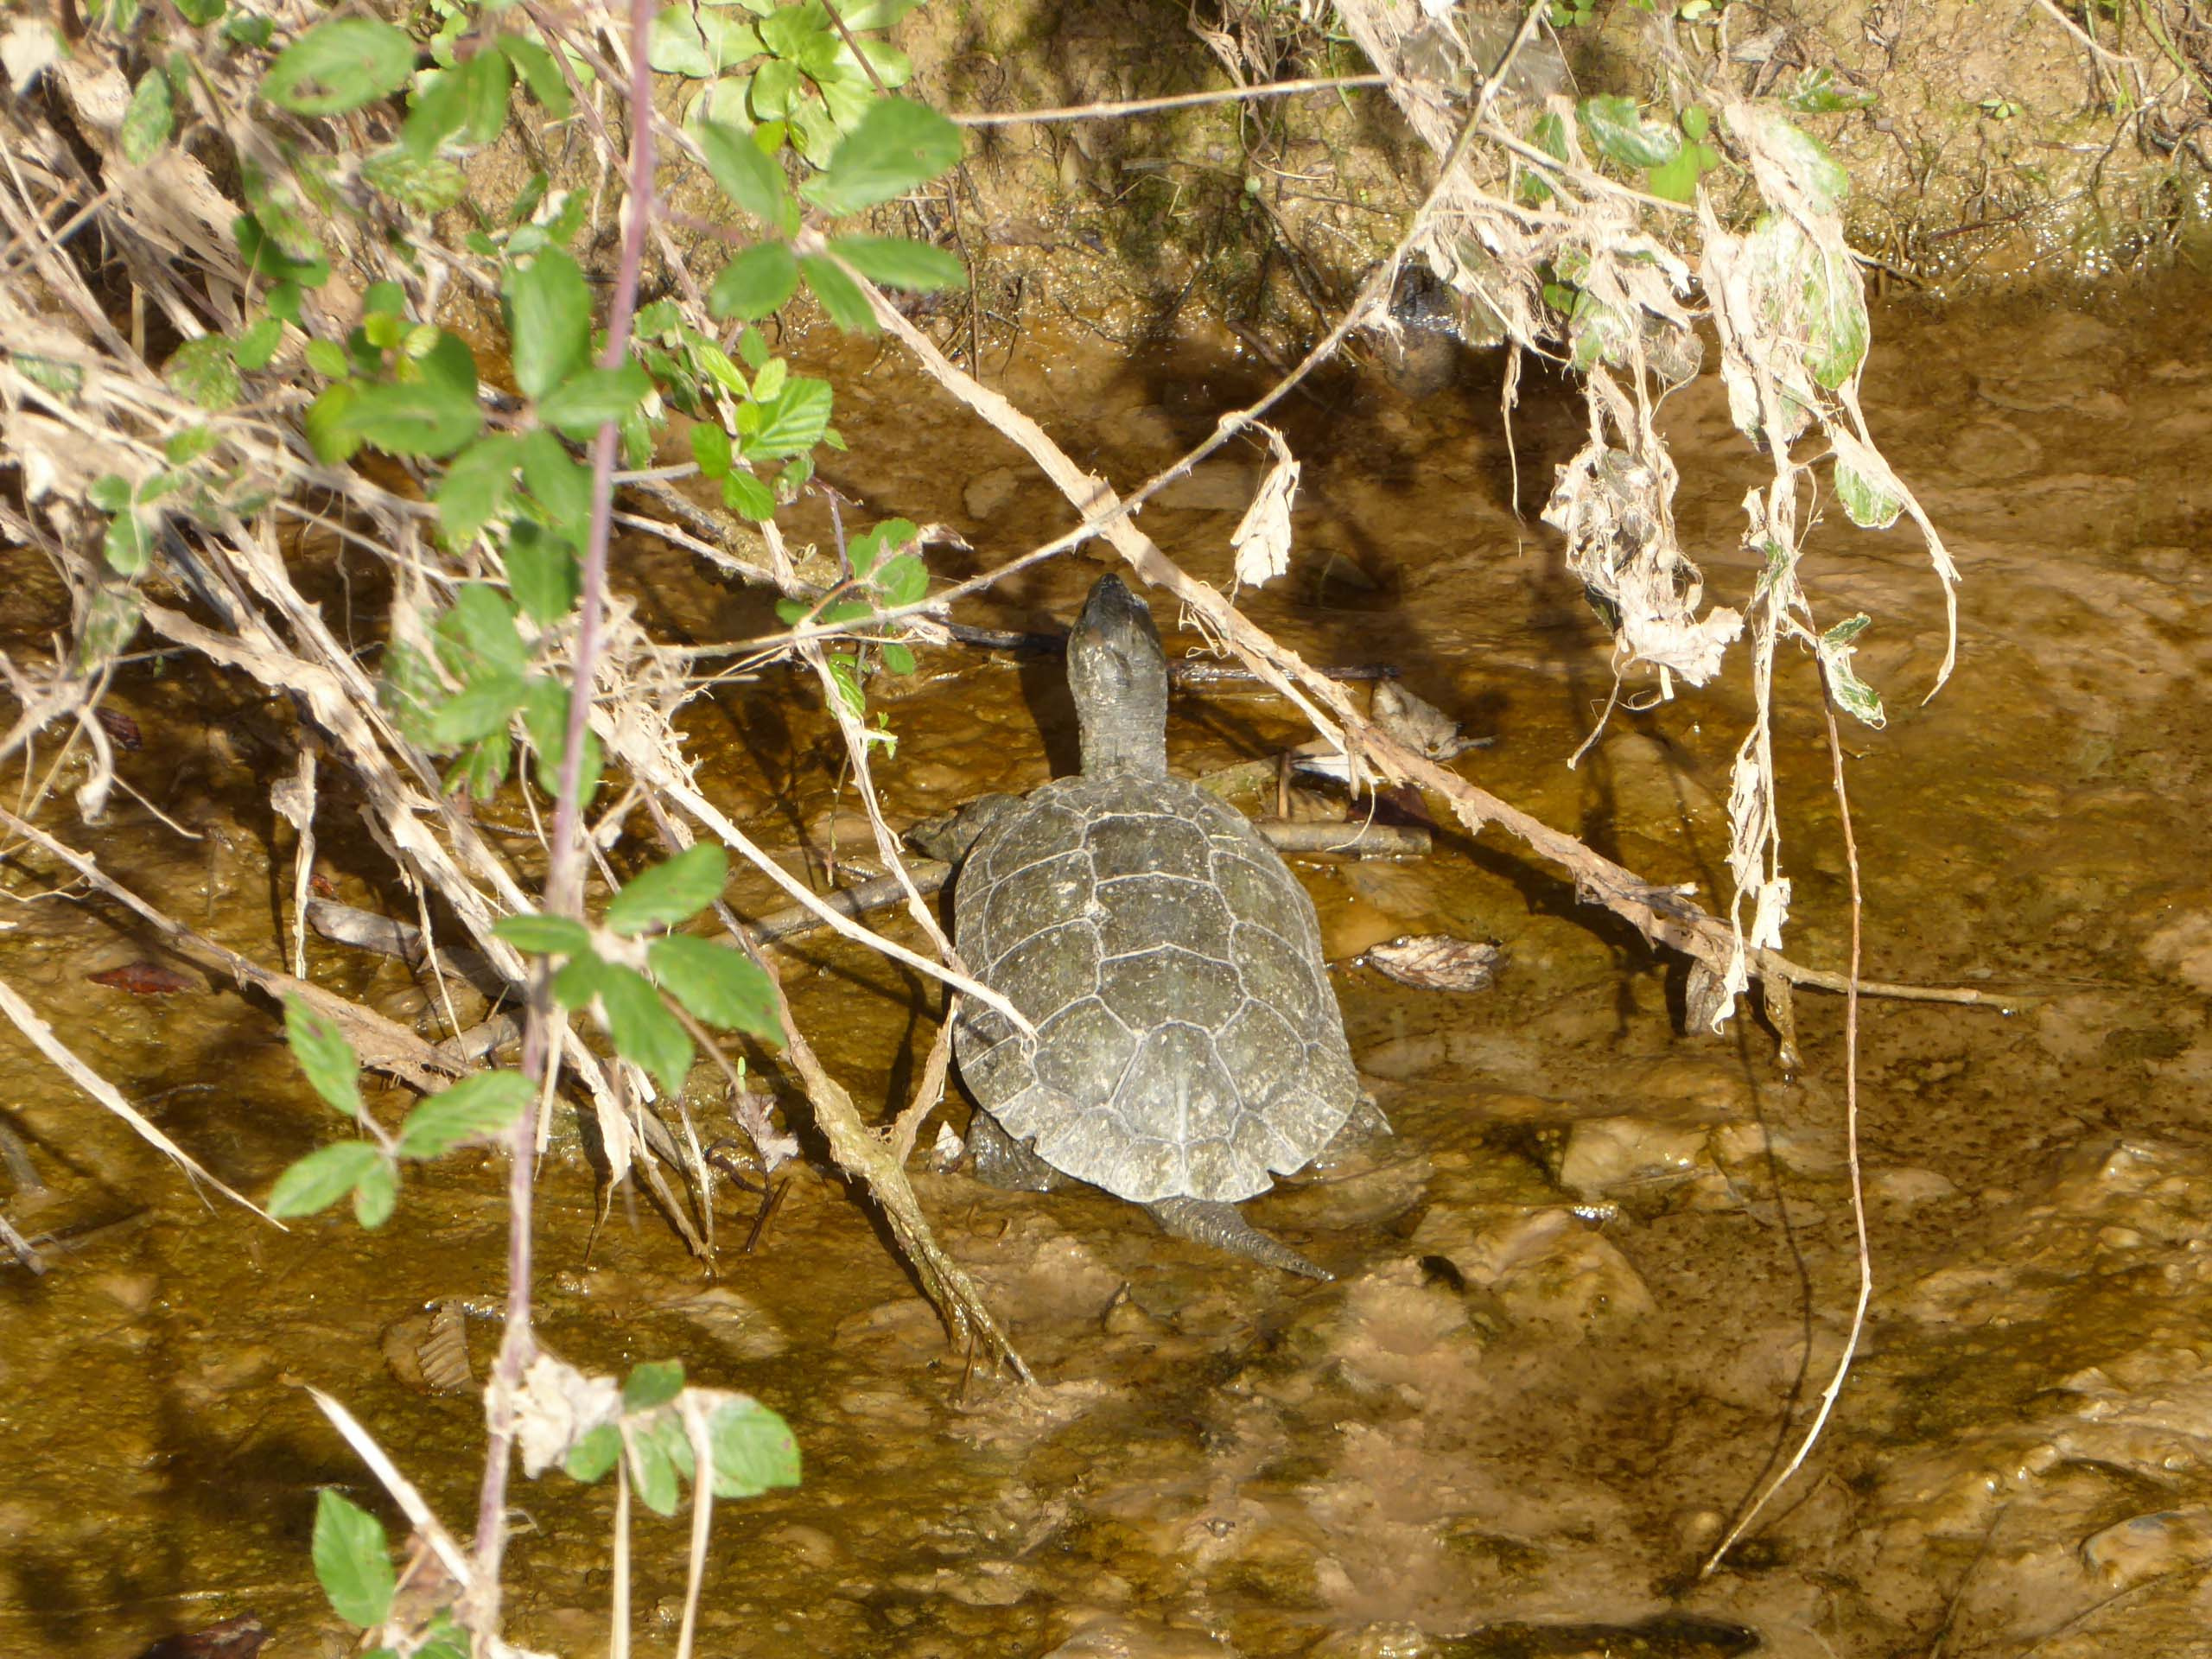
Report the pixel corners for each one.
[469,0,660,1639]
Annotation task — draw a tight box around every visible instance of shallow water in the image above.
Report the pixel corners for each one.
[4,283,2212,1658]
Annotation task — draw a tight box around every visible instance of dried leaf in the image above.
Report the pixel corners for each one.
[1230,425,1300,591]
[1357,935,1506,993]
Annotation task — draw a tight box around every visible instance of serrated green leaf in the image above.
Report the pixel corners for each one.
[312,1490,396,1628]
[690,422,734,479]
[494,912,593,957]
[121,72,174,165]
[824,235,966,293]
[537,361,653,439]
[824,652,865,719]
[803,98,962,217]
[493,34,572,118]
[623,1357,686,1410]
[1577,94,1680,170]
[380,639,443,746]
[596,963,694,1093]
[565,1422,621,1482]
[305,338,351,380]
[518,427,592,525]
[361,148,468,213]
[458,48,513,145]
[505,250,592,401]
[648,933,782,1042]
[798,253,876,334]
[448,729,511,802]
[264,19,417,117]
[402,63,469,155]
[507,519,582,626]
[165,427,218,466]
[436,434,520,548]
[233,315,284,372]
[305,384,362,463]
[428,670,528,747]
[352,1157,397,1227]
[165,336,242,412]
[651,5,762,77]
[696,119,788,223]
[175,0,225,22]
[224,11,271,44]
[721,468,777,521]
[1646,140,1717,205]
[340,375,482,459]
[628,1419,682,1516]
[234,213,331,288]
[743,375,832,461]
[101,514,149,576]
[737,326,771,370]
[705,1397,801,1497]
[269,1141,383,1218]
[879,640,915,675]
[397,1070,532,1158]
[285,995,363,1117]
[435,583,527,680]
[89,474,134,513]
[874,552,925,607]
[606,842,728,936]
[709,241,801,321]
[520,673,601,801]
[551,949,608,1010]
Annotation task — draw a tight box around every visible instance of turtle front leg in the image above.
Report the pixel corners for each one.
[967,1110,1070,1193]
[1145,1198,1332,1281]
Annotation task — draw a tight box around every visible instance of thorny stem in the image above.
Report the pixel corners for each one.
[1701,659,1872,1575]
[472,0,659,1635]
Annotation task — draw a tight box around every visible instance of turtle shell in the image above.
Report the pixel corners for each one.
[952,771,1359,1205]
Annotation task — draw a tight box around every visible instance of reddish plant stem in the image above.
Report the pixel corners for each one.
[470,0,660,1637]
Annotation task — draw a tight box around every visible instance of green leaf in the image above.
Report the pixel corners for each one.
[650,5,761,76]
[397,1071,532,1157]
[352,1158,397,1228]
[507,518,582,625]
[1681,103,1711,142]
[305,338,351,379]
[874,552,925,607]
[285,995,363,1118]
[360,149,468,214]
[648,934,781,1042]
[743,375,833,461]
[709,242,801,321]
[435,583,527,679]
[721,468,776,521]
[505,250,593,401]
[311,1491,396,1629]
[606,842,728,936]
[402,63,469,155]
[552,949,609,1010]
[518,428,592,524]
[690,422,733,479]
[802,98,963,218]
[269,1141,384,1218]
[798,254,876,334]
[879,640,915,675]
[495,35,574,118]
[340,375,482,458]
[103,514,151,576]
[234,316,284,372]
[175,0,225,22]
[428,670,528,747]
[521,674,601,801]
[89,474,134,513]
[751,356,788,402]
[597,963,695,1094]
[223,12,272,46]
[1761,113,1851,213]
[458,48,514,145]
[537,362,653,440]
[628,1420,682,1516]
[234,213,331,289]
[824,235,966,292]
[565,1422,621,1483]
[1577,94,1680,170]
[494,912,593,957]
[263,19,417,117]
[121,71,174,165]
[448,729,512,802]
[304,384,363,463]
[165,336,242,412]
[704,1397,801,1497]
[737,326,771,370]
[436,434,520,548]
[696,119,789,223]
[623,1357,686,1410]
[165,427,218,466]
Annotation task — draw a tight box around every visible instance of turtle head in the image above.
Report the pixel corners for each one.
[1067,572,1169,777]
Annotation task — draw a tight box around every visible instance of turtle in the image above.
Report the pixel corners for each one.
[947,572,1366,1279]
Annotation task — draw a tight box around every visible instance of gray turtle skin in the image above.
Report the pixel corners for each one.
[951,573,1360,1278]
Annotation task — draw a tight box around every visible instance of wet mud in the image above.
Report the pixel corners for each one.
[4,283,2212,1657]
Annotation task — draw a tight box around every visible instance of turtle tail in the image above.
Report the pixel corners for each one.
[1145,1198,1332,1281]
